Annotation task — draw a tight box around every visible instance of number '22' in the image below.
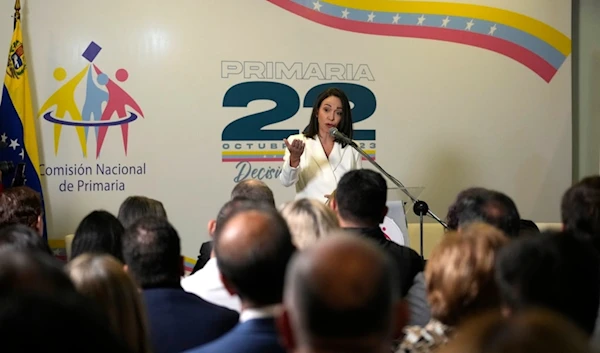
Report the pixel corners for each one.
[222,82,376,141]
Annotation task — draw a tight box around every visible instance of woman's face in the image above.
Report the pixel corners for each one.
[317,95,343,135]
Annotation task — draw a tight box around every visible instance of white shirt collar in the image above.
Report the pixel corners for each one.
[180,258,242,312]
[239,304,282,322]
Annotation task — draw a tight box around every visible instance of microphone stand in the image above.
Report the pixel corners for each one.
[346,140,448,259]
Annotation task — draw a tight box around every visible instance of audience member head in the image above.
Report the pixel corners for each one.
[332,169,387,227]
[439,309,592,353]
[0,291,132,353]
[206,197,254,239]
[445,187,520,238]
[0,223,52,255]
[495,230,600,336]
[446,187,488,231]
[122,216,182,289]
[426,223,508,326]
[280,198,340,249]
[214,202,296,308]
[0,249,75,296]
[0,186,43,235]
[71,210,125,262]
[230,179,275,206]
[201,197,269,263]
[561,176,600,251]
[117,196,167,229]
[279,231,407,353]
[66,254,151,353]
[519,219,540,237]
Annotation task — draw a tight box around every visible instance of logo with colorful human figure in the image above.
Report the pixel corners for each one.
[38,41,144,158]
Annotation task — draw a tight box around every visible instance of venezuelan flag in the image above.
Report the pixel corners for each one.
[0,10,46,237]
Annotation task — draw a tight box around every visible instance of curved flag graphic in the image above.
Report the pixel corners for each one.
[267,0,571,83]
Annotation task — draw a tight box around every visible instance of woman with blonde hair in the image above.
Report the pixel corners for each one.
[66,254,152,353]
[280,198,339,249]
[397,222,509,353]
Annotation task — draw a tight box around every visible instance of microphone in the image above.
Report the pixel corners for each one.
[329,127,357,147]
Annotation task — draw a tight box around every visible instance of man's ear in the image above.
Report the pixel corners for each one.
[276,307,297,350]
[207,219,217,238]
[36,215,43,236]
[219,272,237,296]
[330,197,338,211]
[392,300,410,340]
[123,264,129,273]
[501,306,512,318]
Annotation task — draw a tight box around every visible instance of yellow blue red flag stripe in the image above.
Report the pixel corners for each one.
[268,0,571,82]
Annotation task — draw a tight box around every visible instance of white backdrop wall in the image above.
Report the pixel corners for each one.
[0,0,572,264]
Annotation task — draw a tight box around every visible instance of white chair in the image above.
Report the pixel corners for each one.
[381,201,409,246]
[64,234,74,261]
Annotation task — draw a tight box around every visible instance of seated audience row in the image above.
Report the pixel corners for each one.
[0,172,600,353]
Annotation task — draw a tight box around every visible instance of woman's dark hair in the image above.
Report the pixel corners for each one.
[118,196,168,229]
[71,210,125,262]
[302,87,353,147]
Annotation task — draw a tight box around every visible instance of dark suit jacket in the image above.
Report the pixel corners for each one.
[184,318,286,353]
[143,287,239,353]
[191,241,213,274]
[348,227,424,297]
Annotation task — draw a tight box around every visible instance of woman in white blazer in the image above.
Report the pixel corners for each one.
[279,88,362,202]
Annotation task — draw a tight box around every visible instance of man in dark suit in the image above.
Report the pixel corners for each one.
[185,202,296,353]
[278,231,409,353]
[330,169,424,298]
[329,170,428,327]
[122,217,239,353]
[190,179,276,274]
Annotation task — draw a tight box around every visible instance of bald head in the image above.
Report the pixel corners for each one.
[284,231,399,342]
[230,179,275,207]
[215,204,295,307]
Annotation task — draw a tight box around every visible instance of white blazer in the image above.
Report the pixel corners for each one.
[279,133,362,202]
